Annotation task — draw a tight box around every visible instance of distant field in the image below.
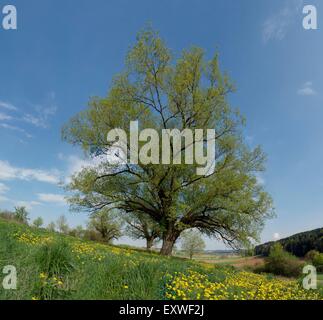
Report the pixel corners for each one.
[185,253,265,269]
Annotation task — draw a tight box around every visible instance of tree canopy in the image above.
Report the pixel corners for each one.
[63,27,274,255]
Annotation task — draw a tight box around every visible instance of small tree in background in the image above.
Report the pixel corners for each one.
[243,244,255,257]
[69,225,85,238]
[75,225,85,238]
[181,229,206,259]
[125,212,161,251]
[88,209,121,243]
[14,206,29,224]
[47,222,56,232]
[56,215,69,234]
[33,217,44,228]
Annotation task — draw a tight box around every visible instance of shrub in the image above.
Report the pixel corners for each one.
[303,250,323,272]
[312,253,323,272]
[305,250,319,261]
[257,243,304,278]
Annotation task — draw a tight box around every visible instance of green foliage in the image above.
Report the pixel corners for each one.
[47,222,56,232]
[0,219,206,300]
[69,225,85,238]
[33,240,75,300]
[33,217,43,228]
[14,206,29,224]
[312,253,323,272]
[62,27,274,255]
[181,229,205,259]
[34,240,75,277]
[56,215,69,234]
[242,244,255,257]
[257,243,304,278]
[0,219,322,300]
[255,228,323,257]
[88,209,121,243]
[83,229,103,242]
[305,250,320,261]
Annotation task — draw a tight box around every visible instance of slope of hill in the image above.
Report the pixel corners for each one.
[0,218,321,300]
[255,228,323,257]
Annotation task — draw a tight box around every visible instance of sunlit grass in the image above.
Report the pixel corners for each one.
[1,218,322,300]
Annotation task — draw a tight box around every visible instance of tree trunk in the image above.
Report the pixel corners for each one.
[146,237,154,251]
[160,231,179,256]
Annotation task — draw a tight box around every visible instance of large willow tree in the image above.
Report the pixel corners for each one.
[62,28,274,255]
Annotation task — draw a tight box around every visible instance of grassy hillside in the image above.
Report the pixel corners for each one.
[0,218,322,300]
[255,228,323,257]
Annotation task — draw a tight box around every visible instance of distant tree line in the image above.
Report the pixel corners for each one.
[255,228,323,257]
[0,207,30,224]
[0,207,122,245]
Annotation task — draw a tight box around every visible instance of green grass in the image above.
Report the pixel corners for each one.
[0,219,208,300]
[317,274,323,280]
[0,218,322,300]
[317,274,323,288]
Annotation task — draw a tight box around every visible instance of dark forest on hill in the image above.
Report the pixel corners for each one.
[255,228,323,257]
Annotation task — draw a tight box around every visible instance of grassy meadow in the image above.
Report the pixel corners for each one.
[0,218,322,300]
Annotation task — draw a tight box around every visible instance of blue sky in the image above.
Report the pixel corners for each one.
[0,0,322,249]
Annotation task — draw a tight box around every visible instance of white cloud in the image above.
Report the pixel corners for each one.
[0,101,18,111]
[66,155,95,175]
[246,135,254,145]
[262,0,303,43]
[37,193,66,205]
[0,96,57,129]
[59,153,107,184]
[0,160,61,185]
[0,195,41,210]
[0,113,13,121]
[256,174,265,186]
[14,200,42,211]
[0,195,9,202]
[273,232,281,240]
[0,182,9,194]
[0,123,32,138]
[23,105,57,129]
[297,81,317,96]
